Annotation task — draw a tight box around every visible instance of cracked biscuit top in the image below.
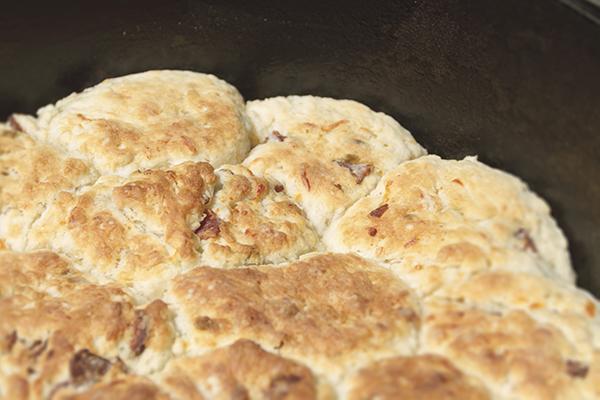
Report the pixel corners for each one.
[244,95,426,232]
[324,155,574,295]
[0,251,175,400]
[23,162,215,299]
[16,70,252,175]
[166,253,420,381]
[0,125,97,251]
[197,164,321,268]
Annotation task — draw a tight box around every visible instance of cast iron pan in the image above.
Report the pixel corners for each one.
[1,0,599,294]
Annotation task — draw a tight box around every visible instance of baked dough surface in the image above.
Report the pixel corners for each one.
[0,71,597,400]
[323,155,574,294]
[15,70,252,176]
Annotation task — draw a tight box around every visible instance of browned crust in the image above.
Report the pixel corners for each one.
[348,354,490,400]
[163,339,319,400]
[169,253,420,365]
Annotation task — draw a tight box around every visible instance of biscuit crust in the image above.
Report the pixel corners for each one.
[244,95,425,232]
[23,162,215,299]
[27,71,252,175]
[347,354,490,400]
[198,164,320,267]
[166,253,420,381]
[324,155,574,294]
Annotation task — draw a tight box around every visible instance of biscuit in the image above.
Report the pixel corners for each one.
[24,71,252,175]
[244,96,425,232]
[166,252,420,381]
[346,354,490,400]
[434,270,600,349]
[324,155,574,294]
[0,251,175,400]
[54,340,330,400]
[24,162,215,300]
[421,298,599,399]
[246,96,424,170]
[51,375,169,400]
[161,339,326,400]
[198,164,321,267]
[0,125,97,251]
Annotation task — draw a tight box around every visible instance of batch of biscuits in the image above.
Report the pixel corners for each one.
[0,70,598,399]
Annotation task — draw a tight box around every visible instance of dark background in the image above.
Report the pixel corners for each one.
[1,0,599,294]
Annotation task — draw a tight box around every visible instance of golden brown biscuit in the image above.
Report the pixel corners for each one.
[199,164,320,267]
[246,96,425,171]
[324,155,574,294]
[0,125,97,251]
[26,70,252,175]
[166,253,420,381]
[243,142,377,234]
[162,339,324,400]
[346,354,490,400]
[0,251,175,400]
[24,162,215,299]
[421,299,598,400]
[434,270,600,350]
[244,96,425,233]
[51,375,169,400]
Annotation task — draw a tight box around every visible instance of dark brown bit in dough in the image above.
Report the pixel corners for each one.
[195,211,221,239]
[369,204,389,218]
[70,349,111,385]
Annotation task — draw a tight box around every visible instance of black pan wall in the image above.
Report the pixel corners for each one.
[1,0,599,294]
